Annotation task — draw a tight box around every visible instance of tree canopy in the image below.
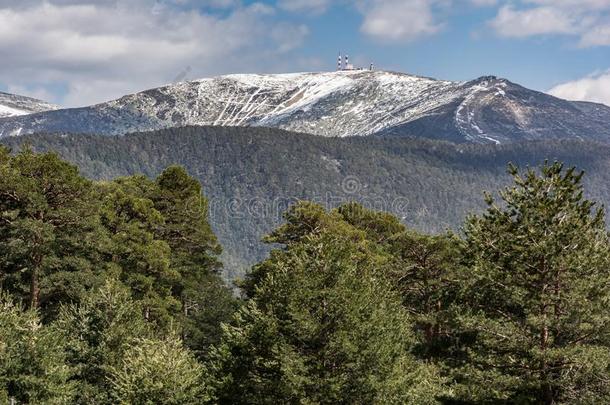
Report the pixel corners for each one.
[1,148,610,404]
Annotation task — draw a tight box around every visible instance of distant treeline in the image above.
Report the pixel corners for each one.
[1,147,610,404]
[4,126,610,281]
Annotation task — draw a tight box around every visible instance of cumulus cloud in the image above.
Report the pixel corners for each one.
[579,24,610,46]
[548,71,610,106]
[277,0,331,14]
[470,0,497,6]
[528,0,610,10]
[489,5,576,37]
[6,85,58,105]
[0,0,310,107]
[356,0,500,43]
[488,0,610,47]
[359,0,444,42]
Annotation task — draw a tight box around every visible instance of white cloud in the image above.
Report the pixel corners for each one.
[197,0,241,8]
[359,0,443,42]
[489,5,576,37]
[470,0,497,6]
[548,71,610,106]
[278,0,331,14]
[270,23,310,52]
[357,0,497,43]
[526,0,610,10]
[0,1,310,107]
[579,24,610,46]
[488,0,610,47]
[6,85,57,105]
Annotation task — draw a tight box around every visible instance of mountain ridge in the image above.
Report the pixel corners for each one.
[2,70,610,143]
[0,91,58,119]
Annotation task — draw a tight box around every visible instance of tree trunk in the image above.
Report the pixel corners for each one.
[425,323,434,343]
[541,324,553,405]
[30,266,40,309]
[539,256,553,405]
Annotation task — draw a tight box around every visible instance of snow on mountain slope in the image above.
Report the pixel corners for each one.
[1,70,610,144]
[97,70,465,138]
[0,92,58,118]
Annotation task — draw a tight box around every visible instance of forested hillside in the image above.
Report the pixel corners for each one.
[2,150,609,403]
[5,126,610,280]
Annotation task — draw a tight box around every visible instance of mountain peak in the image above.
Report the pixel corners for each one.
[1,70,610,144]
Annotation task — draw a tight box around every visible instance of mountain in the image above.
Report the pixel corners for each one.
[0,91,58,119]
[1,71,610,143]
[4,126,610,281]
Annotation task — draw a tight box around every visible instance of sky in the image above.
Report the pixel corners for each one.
[2,0,610,107]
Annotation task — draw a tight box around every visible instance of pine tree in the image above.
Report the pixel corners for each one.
[213,202,442,404]
[337,203,465,360]
[55,279,151,404]
[99,176,180,326]
[0,292,74,403]
[386,230,466,364]
[460,162,610,403]
[0,147,105,317]
[150,166,234,355]
[98,168,235,346]
[109,334,210,404]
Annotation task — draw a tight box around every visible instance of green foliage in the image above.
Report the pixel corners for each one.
[99,176,180,326]
[387,231,466,362]
[56,279,150,404]
[8,127,610,279]
[0,292,74,404]
[336,202,468,367]
[3,139,610,403]
[108,334,210,405]
[0,147,235,401]
[98,168,236,351]
[0,146,233,342]
[151,166,232,355]
[0,147,105,316]
[460,162,610,403]
[214,202,443,404]
[337,201,407,245]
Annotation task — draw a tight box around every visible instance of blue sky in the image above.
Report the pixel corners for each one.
[2,0,610,107]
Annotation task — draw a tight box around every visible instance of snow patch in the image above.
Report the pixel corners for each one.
[0,104,28,118]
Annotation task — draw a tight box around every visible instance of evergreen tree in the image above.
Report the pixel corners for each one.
[0,292,74,403]
[150,166,234,355]
[460,162,610,403]
[109,334,210,404]
[214,202,442,404]
[0,149,233,402]
[56,279,151,404]
[388,231,465,360]
[337,202,466,359]
[337,201,407,246]
[0,147,105,316]
[99,169,235,347]
[99,176,180,326]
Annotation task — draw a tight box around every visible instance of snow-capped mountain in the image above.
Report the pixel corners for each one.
[1,70,610,144]
[0,92,58,119]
